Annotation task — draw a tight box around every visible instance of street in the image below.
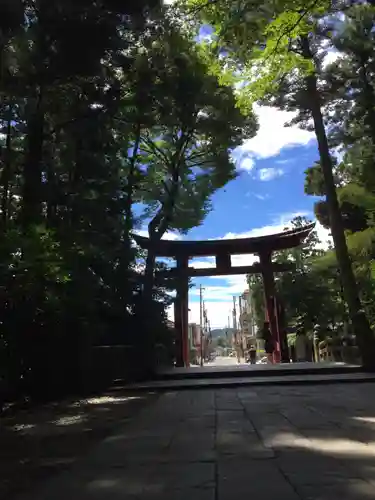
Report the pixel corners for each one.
[206,355,242,367]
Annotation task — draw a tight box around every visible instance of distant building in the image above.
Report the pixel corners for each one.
[188,323,202,348]
[239,289,263,354]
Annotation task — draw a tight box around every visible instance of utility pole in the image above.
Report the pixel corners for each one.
[200,285,205,366]
[239,295,243,342]
[232,296,237,333]
[203,301,208,331]
[233,296,240,362]
[226,313,230,357]
[239,295,244,357]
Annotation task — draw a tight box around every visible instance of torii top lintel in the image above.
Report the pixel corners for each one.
[133,222,315,258]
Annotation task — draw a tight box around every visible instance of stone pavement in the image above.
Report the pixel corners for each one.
[21,383,375,500]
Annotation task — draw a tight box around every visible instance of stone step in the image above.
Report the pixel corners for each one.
[124,371,375,392]
[156,361,364,380]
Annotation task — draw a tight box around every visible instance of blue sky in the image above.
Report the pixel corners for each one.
[137,105,332,328]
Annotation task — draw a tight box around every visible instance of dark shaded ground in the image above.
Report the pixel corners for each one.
[0,387,157,499]
[6,382,375,499]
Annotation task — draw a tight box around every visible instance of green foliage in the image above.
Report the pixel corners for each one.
[180,0,330,105]
[216,336,231,348]
[181,0,375,361]
[0,0,252,404]
[248,217,346,338]
[133,27,258,239]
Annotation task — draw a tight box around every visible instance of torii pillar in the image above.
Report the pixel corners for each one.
[174,256,189,367]
[259,250,280,363]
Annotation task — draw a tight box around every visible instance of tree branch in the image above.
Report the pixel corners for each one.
[263,0,321,64]
[141,134,170,164]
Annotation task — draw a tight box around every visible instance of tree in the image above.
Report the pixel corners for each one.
[278,218,342,331]
[247,217,341,335]
[303,5,375,235]
[183,0,375,366]
[0,1,202,400]
[216,336,230,348]
[0,0,260,403]
[130,23,258,297]
[0,0,162,397]
[324,4,375,190]
[302,4,375,335]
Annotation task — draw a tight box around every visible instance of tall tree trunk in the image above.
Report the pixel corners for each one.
[46,133,57,228]
[359,59,375,143]
[124,123,141,237]
[143,210,164,300]
[144,177,179,301]
[143,134,187,300]
[1,107,12,231]
[359,59,375,190]
[22,93,44,230]
[301,36,375,368]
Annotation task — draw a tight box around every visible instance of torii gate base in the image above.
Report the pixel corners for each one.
[134,223,315,367]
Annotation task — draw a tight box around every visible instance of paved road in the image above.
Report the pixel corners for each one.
[19,382,375,500]
[206,356,242,367]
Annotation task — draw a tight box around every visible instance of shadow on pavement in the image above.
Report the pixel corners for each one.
[0,389,157,499]
[11,383,375,500]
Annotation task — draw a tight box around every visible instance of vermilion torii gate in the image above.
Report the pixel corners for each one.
[134,222,314,367]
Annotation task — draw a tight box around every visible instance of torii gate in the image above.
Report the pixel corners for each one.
[134,222,315,367]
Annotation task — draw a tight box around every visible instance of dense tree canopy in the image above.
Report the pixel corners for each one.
[2,0,375,404]
[0,0,256,405]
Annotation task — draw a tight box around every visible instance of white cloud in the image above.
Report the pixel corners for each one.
[238,157,255,171]
[254,193,270,200]
[246,192,270,200]
[168,300,234,330]
[221,212,331,248]
[314,223,332,250]
[322,47,341,68]
[220,212,301,240]
[275,211,311,227]
[189,257,216,269]
[258,167,284,181]
[135,229,181,241]
[236,105,314,171]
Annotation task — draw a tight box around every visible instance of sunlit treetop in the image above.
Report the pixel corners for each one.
[176,0,353,105]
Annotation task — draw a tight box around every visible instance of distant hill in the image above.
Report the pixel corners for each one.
[210,328,235,338]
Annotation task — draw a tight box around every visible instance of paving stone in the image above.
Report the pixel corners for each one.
[216,431,275,459]
[142,487,215,500]
[218,483,300,500]
[164,448,216,462]
[218,460,300,499]
[151,462,215,490]
[280,465,362,487]
[24,465,153,500]
[184,416,216,428]
[164,440,216,462]
[172,431,215,445]
[295,480,375,500]
[85,437,172,466]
